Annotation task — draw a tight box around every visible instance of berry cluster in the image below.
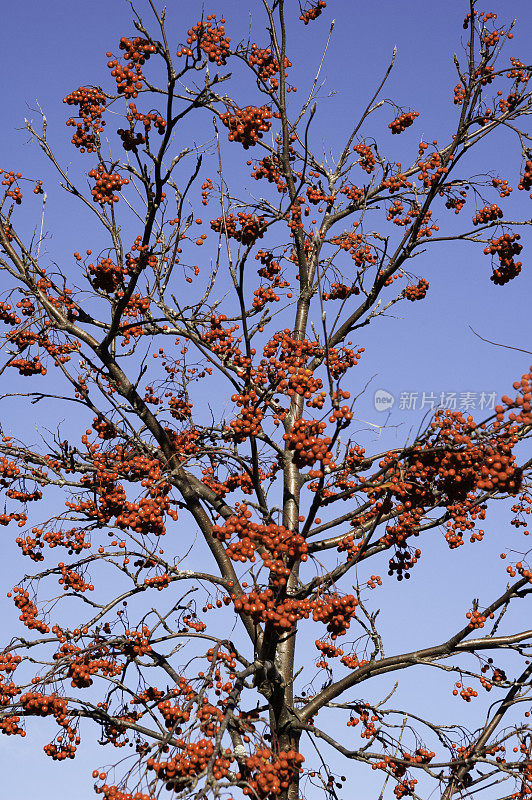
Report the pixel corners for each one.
[213,506,307,578]
[243,748,304,799]
[201,177,213,205]
[492,176,513,197]
[417,150,448,188]
[466,608,491,629]
[312,593,358,639]
[248,45,291,90]
[322,282,360,301]
[389,111,419,134]
[507,56,530,84]
[283,419,333,468]
[20,691,68,721]
[403,278,429,301]
[220,104,274,148]
[443,189,468,214]
[519,159,532,197]
[88,165,129,205]
[472,204,503,225]
[88,257,127,293]
[107,37,156,98]
[177,16,230,65]
[300,1,327,24]
[11,587,49,633]
[452,681,478,701]
[147,739,231,788]
[454,84,467,105]
[331,231,377,267]
[1,171,23,204]
[353,142,376,173]
[227,389,264,441]
[63,86,107,153]
[0,301,21,327]
[210,212,266,245]
[484,232,522,285]
[249,155,285,192]
[61,644,122,688]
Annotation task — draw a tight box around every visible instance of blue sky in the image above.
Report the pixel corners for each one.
[2,0,532,798]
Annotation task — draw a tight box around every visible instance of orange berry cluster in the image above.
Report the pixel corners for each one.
[146,739,231,788]
[252,284,280,309]
[0,301,21,326]
[107,37,156,98]
[24,525,89,557]
[58,563,94,593]
[312,593,358,639]
[472,203,503,225]
[475,65,495,86]
[157,698,190,730]
[403,278,429,301]
[213,505,307,568]
[1,170,23,204]
[300,1,327,24]
[144,573,171,590]
[484,232,522,285]
[353,142,376,173]
[63,86,106,153]
[507,56,530,84]
[0,454,21,486]
[315,639,344,658]
[124,101,166,138]
[12,586,49,632]
[454,83,467,105]
[88,165,129,205]
[307,183,335,205]
[220,104,274,148]
[94,784,152,800]
[10,353,46,376]
[248,45,291,90]
[20,691,68,721]
[177,16,230,65]
[228,389,264,441]
[67,443,177,536]
[498,91,519,113]
[347,706,379,738]
[417,150,448,188]
[443,189,468,213]
[250,155,285,192]
[519,159,532,197]
[382,172,414,195]
[201,177,213,205]
[340,183,364,201]
[88,257,128,293]
[233,592,313,627]
[452,681,478,701]
[242,748,304,799]
[61,645,122,688]
[389,111,419,134]
[466,608,492,629]
[322,282,360,301]
[210,212,266,245]
[331,231,377,267]
[0,652,21,676]
[43,741,78,761]
[283,419,333,468]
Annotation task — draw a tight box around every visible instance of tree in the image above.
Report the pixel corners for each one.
[0,1,532,798]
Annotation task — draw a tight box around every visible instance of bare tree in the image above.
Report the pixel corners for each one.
[0,2,532,799]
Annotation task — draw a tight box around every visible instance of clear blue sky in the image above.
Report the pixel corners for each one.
[2,1,532,798]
